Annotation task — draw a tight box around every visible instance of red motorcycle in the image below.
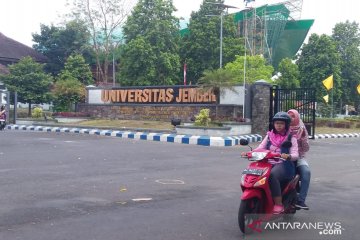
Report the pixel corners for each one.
[238,139,299,234]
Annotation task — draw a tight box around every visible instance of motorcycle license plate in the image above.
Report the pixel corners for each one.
[242,168,263,176]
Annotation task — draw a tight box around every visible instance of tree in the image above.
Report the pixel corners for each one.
[297,34,341,105]
[120,0,180,86]
[224,55,274,84]
[198,68,237,99]
[52,75,86,112]
[32,20,92,76]
[62,54,94,85]
[332,21,360,111]
[52,54,92,111]
[198,68,237,118]
[276,58,300,88]
[179,0,244,84]
[0,57,53,116]
[119,37,156,86]
[69,0,133,83]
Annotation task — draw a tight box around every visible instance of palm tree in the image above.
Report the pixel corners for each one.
[198,68,238,119]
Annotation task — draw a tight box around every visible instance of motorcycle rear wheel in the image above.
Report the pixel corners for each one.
[283,189,297,220]
[238,198,261,234]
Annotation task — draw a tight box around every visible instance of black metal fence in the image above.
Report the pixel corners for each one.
[270,86,316,139]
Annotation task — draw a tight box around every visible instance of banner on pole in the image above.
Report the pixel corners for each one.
[323,94,329,103]
[322,75,333,91]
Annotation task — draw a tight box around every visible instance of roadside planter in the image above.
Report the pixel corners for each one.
[16,117,89,124]
[222,122,252,135]
[52,112,91,123]
[54,117,89,123]
[176,122,252,137]
[16,118,57,125]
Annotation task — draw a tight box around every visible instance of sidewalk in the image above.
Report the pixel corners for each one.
[6,124,262,147]
[314,133,360,139]
[6,124,360,147]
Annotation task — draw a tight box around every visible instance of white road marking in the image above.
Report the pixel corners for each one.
[155,179,185,185]
[132,198,152,202]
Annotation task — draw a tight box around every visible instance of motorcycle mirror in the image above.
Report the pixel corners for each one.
[240,139,252,151]
[240,139,249,146]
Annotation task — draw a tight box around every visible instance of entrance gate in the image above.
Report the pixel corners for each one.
[270,86,316,139]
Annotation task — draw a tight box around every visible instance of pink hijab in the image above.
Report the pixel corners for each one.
[287,109,308,140]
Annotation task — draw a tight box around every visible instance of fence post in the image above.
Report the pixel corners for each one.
[13,92,17,124]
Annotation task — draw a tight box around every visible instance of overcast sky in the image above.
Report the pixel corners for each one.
[0,0,359,47]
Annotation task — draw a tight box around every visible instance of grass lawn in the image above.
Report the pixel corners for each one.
[70,119,360,134]
[75,119,173,130]
[314,127,360,134]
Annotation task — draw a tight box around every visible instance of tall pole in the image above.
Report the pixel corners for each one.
[205,3,237,68]
[331,88,334,118]
[14,91,17,124]
[112,52,116,87]
[243,44,246,119]
[220,11,223,68]
[243,12,247,120]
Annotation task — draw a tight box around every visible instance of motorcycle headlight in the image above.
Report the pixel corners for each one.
[249,152,267,161]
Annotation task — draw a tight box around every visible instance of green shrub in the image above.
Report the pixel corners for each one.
[32,107,43,118]
[14,111,28,118]
[316,117,360,129]
[194,109,211,127]
[330,122,351,128]
[344,116,360,121]
[316,103,332,118]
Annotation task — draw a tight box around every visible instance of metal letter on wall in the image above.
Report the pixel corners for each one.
[88,86,217,105]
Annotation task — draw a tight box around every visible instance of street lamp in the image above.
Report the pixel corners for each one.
[206,2,238,68]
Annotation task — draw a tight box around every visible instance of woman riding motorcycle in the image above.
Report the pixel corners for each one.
[247,112,299,214]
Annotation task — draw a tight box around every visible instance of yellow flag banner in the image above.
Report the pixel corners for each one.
[357,84,360,94]
[322,75,333,91]
[323,95,329,103]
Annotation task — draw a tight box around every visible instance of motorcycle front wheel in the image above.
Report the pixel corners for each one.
[238,198,261,234]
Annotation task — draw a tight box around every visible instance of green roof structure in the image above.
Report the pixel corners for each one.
[180,2,313,68]
[272,19,314,67]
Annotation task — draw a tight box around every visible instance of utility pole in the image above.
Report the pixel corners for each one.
[112,52,116,87]
[220,10,223,68]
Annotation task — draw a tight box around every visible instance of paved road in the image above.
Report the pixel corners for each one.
[0,131,359,240]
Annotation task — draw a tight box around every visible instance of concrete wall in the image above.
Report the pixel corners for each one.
[80,84,272,135]
[87,89,103,104]
[77,104,243,122]
[219,86,244,105]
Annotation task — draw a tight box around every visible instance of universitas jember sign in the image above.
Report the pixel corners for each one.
[100,87,217,104]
